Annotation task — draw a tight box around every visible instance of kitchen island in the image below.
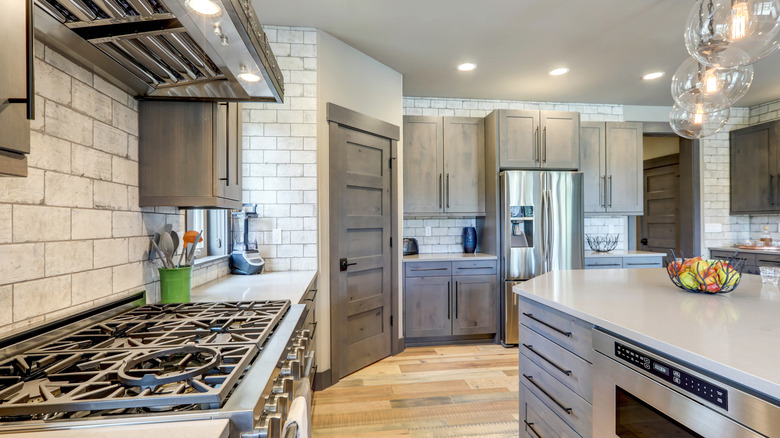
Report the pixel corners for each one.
[514,268,780,437]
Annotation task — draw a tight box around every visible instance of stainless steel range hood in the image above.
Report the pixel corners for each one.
[34,0,284,102]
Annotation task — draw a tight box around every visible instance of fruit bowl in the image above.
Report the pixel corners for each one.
[664,251,745,294]
[586,234,619,252]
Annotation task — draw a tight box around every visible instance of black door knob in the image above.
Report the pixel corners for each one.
[339,258,357,271]
[640,238,648,245]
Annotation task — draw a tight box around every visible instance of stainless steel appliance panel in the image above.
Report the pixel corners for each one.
[546,171,584,272]
[501,171,544,280]
[503,281,521,345]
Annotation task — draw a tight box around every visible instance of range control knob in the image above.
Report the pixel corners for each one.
[242,414,282,438]
[280,359,301,380]
[265,394,289,417]
[272,377,295,398]
[295,337,310,349]
[300,329,311,338]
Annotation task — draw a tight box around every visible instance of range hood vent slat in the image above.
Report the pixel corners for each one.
[91,0,126,19]
[114,39,181,84]
[59,0,99,22]
[98,42,165,85]
[140,35,200,81]
[124,0,154,17]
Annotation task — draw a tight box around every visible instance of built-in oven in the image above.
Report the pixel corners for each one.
[593,329,780,438]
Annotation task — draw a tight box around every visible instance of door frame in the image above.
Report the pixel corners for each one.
[635,122,701,257]
[326,103,401,386]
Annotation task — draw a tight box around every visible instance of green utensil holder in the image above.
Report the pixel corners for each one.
[159,266,193,303]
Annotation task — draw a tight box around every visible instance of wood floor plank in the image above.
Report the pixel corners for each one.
[312,344,520,436]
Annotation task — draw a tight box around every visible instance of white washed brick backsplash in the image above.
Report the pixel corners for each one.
[242,26,318,271]
[0,41,228,335]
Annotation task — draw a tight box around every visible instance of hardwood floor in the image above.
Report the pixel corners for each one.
[312,344,520,437]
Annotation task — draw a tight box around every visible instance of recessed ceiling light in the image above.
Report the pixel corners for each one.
[549,67,569,76]
[642,71,665,80]
[238,72,262,82]
[457,63,477,72]
[187,0,222,16]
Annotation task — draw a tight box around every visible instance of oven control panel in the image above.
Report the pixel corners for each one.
[615,342,729,410]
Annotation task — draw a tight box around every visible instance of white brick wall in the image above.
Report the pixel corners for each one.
[402,97,626,253]
[0,42,227,335]
[242,26,318,271]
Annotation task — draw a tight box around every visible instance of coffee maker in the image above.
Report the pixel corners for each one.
[230,204,265,275]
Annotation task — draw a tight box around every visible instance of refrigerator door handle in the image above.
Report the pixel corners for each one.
[546,190,553,271]
[540,188,547,272]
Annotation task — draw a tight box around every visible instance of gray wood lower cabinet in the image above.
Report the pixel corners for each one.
[404,260,497,344]
[584,255,663,270]
[710,250,762,275]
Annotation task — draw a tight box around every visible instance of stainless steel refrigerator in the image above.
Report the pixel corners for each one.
[500,170,584,345]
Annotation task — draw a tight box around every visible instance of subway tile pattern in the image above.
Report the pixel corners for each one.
[241,26,318,272]
[0,42,227,335]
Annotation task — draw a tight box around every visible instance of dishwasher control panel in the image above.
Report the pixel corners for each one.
[615,341,729,410]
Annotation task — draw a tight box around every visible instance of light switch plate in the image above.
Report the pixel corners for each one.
[425,226,432,237]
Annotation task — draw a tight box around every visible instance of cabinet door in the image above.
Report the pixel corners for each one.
[404,116,444,215]
[499,110,540,169]
[580,122,606,213]
[444,117,485,214]
[405,276,452,338]
[605,122,643,214]
[0,0,30,158]
[540,111,580,169]
[730,121,778,214]
[452,274,497,335]
[219,102,242,202]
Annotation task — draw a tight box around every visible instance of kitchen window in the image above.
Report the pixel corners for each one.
[185,209,230,259]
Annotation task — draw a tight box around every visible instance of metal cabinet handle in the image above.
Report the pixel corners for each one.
[410,268,448,271]
[521,312,572,337]
[776,174,779,207]
[446,173,450,209]
[542,126,547,163]
[771,175,774,206]
[439,173,443,208]
[523,374,572,414]
[522,343,572,376]
[587,263,621,267]
[7,0,35,120]
[599,176,605,208]
[524,421,543,438]
[608,175,613,208]
[533,126,539,162]
[455,281,459,318]
[447,281,451,319]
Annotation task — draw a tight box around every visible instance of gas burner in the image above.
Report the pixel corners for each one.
[117,345,220,390]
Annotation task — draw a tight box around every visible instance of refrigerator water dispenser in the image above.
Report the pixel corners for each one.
[510,205,533,248]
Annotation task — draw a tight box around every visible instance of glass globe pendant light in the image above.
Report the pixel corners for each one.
[671,57,753,110]
[684,0,780,67]
[670,102,730,139]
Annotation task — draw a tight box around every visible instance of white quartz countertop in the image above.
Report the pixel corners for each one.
[15,419,229,438]
[191,271,317,304]
[584,250,665,258]
[513,268,780,402]
[710,246,780,255]
[403,253,497,262]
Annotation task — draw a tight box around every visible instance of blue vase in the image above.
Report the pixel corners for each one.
[462,227,477,253]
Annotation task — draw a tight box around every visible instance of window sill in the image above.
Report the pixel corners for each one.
[193,254,231,268]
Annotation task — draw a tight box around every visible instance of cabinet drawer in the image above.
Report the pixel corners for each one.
[622,256,662,269]
[405,261,452,277]
[520,325,592,403]
[755,253,780,267]
[583,257,622,269]
[521,355,592,437]
[452,260,497,276]
[523,384,581,438]
[710,250,737,260]
[519,297,593,363]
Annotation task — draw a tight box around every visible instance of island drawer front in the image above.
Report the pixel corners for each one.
[583,257,622,269]
[452,260,497,276]
[521,354,592,438]
[519,324,592,403]
[522,384,581,438]
[711,251,757,274]
[621,256,663,268]
[755,253,780,266]
[519,297,594,363]
[405,261,452,277]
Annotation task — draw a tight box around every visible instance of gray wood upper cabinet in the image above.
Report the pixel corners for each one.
[403,116,485,216]
[493,110,580,170]
[730,121,780,214]
[139,101,243,209]
[580,122,643,214]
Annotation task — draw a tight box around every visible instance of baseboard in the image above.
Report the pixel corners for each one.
[314,368,333,391]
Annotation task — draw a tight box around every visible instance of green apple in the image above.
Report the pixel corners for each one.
[679,271,698,289]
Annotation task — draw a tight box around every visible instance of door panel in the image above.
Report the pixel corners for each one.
[444,117,485,214]
[332,125,392,380]
[0,0,30,156]
[404,276,451,338]
[546,172,584,271]
[452,275,497,335]
[730,123,776,213]
[541,112,579,169]
[499,110,539,168]
[403,116,443,214]
[580,122,606,213]
[606,122,643,213]
[502,171,544,280]
[640,157,680,254]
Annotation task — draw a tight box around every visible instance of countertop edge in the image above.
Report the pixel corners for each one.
[585,250,665,258]
[513,284,780,403]
[402,253,497,262]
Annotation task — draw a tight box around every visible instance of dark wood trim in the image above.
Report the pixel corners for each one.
[405,334,498,348]
[328,122,343,387]
[680,138,701,257]
[326,103,400,141]
[642,122,676,135]
[313,368,332,391]
[644,153,680,169]
[390,138,403,357]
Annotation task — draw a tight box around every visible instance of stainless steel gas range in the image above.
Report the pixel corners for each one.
[0,295,313,437]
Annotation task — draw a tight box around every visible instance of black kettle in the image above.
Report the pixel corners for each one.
[403,238,419,256]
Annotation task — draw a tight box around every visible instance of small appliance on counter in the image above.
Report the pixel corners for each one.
[231,204,265,275]
[403,237,419,256]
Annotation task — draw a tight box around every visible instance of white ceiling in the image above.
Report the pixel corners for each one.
[254,0,780,108]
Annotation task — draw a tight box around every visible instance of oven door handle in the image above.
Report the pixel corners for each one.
[524,421,543,438]
[523,374,573,414]
[522,343,572,376]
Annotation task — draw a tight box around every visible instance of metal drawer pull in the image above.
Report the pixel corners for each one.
[456,266,492,270]
[522,343,572,376]
[521,312,572,337]
[524,421,543,438]
[586,263,620,267]
[410,268,448,271]
[447,281,451,319]
[523,374,572,415]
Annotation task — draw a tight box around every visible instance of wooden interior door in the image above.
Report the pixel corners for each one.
[330,120,393,380]
[640,154,680,255]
